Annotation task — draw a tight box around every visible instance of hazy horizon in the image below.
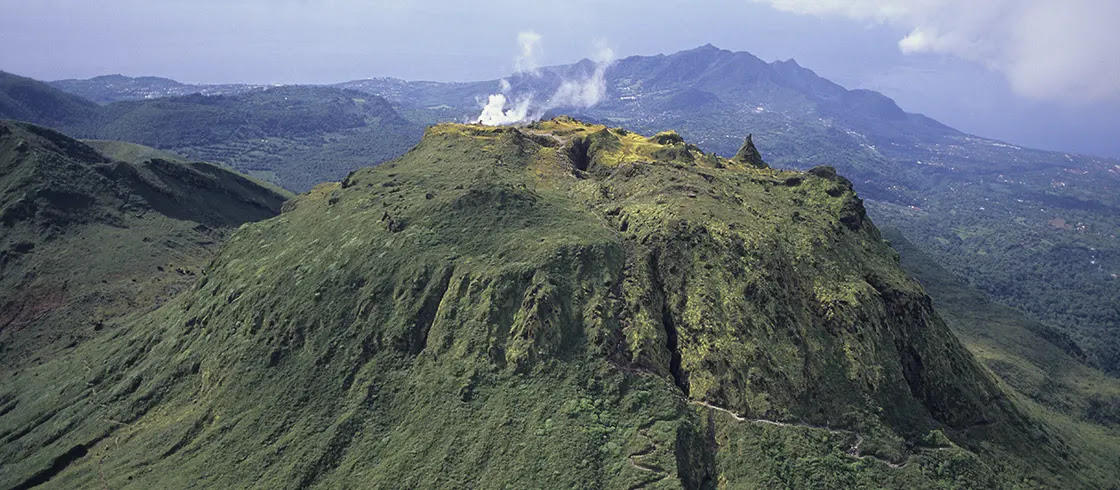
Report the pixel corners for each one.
[2,0,1118,159]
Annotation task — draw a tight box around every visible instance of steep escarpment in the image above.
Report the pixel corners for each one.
[0,118,1083,488]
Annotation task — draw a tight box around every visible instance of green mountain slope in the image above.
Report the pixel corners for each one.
[49,74,262,104]
[0,119,1095,488]
[82,86,423,191]
[1,72,422,192]
[593,49,1120,375]
[38,64,1120,371]
[0,71,100,129]
[83,139,189,164]
[337,46,1120,374]
[0,120,288,371]
[885,228,1120,483]
[33,45,1120,373]
[83,139,295,199]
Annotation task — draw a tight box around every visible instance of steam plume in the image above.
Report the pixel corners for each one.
[476,34,615,126]
[514,31,543,74]
[477,92,535,126]
[547,45,614,109]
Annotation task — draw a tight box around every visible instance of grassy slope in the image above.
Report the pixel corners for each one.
[83,86,422,192]
[2,72,421,193]
[31,66,1120,371]
[0,120,288,372]
[0,71,100,129]
[85,139,295,199]
[83,139,187,164]
[885,228,1120,483]
[0,119,1092,488]
[352,47,1120,375]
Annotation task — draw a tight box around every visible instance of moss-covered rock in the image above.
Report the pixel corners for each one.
[732,134,768,169]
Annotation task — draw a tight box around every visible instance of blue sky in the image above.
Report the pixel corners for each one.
[2,0,1118,158]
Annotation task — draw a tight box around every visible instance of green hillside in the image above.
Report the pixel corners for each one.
[0,119,1099,488]
[0,72,421,192]
[49,75,262,104]
[29,63,1120,370]
[84,139,295,199]
[83,139,188,164]
[337,46,1120,374]
[886,229,1120,482]
[0,120,288,372]
[82,86,422,191]
[0,71,99,128]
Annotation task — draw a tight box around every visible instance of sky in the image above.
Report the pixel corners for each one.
[1,0,1118,158]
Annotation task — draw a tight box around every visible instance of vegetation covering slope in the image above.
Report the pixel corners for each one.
[36,61,1120,366]
[0,118,1094,488]
[0,72,421,192]
[82,139,190,165]
[885,228,1120,484]
[0,120,288,372]
[99,87,420,191]
[337,46,1120,374]
[82,139,295,200]
[49,74,263,104]
[598,49,1120,375]
[0,71,99,129]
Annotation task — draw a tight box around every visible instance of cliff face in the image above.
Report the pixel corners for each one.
[0,118,1074,488]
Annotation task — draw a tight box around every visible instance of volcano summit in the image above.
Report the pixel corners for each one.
[0,118,1087,488]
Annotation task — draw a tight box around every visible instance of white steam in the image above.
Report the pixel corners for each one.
[514,31,543,74]
[477,92,534,126]
[547,45,614,109]
[477,34,615,126]
[750,0,1120,102]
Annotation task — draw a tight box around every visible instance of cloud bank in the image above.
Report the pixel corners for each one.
[752,0,1120,101]
[477,33,615,126]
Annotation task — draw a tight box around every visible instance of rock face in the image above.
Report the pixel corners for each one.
[0,119,1077,488]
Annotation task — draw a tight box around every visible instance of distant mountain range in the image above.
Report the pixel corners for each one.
[50,74,266,104]
[3,44,1118,373]
[2,70,421,190]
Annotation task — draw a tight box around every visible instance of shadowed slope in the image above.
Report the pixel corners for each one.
[0,120,288,371]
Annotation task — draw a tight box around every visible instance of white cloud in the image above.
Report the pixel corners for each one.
[751,0,1120,101]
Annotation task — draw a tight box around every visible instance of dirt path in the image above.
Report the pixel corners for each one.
[690,400,952,469]
[625,420,671,489]
[520,128,568,145]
